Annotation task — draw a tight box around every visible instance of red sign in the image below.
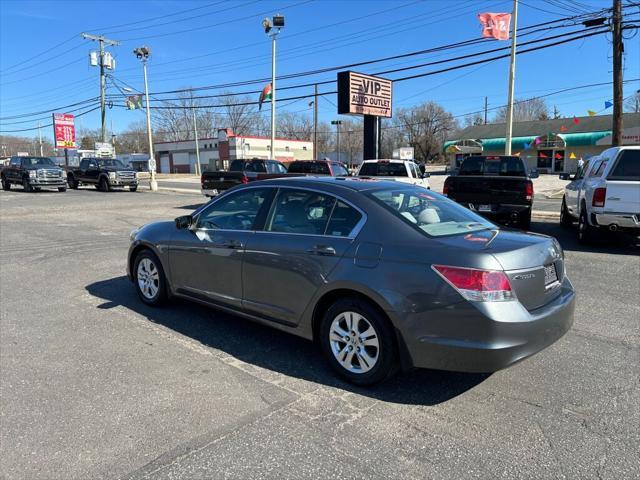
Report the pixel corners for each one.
[52,113,76,149]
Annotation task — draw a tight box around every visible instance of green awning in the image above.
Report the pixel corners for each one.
[559,131,610,147]
[479,136,538,152]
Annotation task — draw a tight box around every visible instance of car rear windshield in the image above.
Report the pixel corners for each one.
[367,186,495,237]
[22,157,55,166]
[608,150,640,180]
[359,162,407,176]
[459,156,526,176]
[287,162,330,174]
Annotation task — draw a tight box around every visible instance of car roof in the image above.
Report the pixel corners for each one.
[361,159,407,163]
[250,175,413,192]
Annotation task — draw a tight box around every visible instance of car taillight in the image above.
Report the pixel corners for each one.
[241,174,249,184]
[442,181,449,196]
[592,187,606,207]
[432,265,515,302]
[525,181,533,201]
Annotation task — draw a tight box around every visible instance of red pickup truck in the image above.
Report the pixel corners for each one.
[201,159,300,197]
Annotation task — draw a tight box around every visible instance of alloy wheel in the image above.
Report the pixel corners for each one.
[137,257,160,300]
[329,311,380,374]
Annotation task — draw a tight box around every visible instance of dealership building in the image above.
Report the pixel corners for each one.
[444,112,640,174]
[153,128,313,173]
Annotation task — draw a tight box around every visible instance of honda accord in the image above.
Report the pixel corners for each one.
[127,177,575,385]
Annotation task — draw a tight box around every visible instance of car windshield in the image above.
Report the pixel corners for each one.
[359,162,407,176]
[367,186,495,237]
[459,156,526,176]
[97,159,127,168]
[22,157,55,166]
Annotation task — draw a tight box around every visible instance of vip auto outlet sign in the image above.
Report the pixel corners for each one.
[52,113,76,149]
[337,71,393,118]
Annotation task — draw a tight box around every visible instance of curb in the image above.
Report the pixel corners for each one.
[532,210,560,219]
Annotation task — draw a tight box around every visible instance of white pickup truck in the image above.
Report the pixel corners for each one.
[357,159,430,189]
[560,146,639,243]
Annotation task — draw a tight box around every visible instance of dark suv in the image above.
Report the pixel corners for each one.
[1,156,67,192]
[287,160,349,176]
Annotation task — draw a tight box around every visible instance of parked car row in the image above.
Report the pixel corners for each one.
[0,156,139,193]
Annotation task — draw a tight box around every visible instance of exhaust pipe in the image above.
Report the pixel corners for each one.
[609,224,618,232]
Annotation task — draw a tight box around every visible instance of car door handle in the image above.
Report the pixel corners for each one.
[220,240,243,249]
[307,245,336,256]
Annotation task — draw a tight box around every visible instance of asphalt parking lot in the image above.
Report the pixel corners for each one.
[1,188,638,480]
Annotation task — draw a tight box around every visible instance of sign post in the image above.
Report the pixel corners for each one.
[337,71,392,160]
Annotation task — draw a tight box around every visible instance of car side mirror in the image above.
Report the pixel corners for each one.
[175,215,193,230]
[559,173,570,180]
[529,170,539,179]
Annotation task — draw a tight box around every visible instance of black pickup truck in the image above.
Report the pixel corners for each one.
[201,159,300,197]
[66,157,138,192]
[443,155,536,229]
[1,156,67,192]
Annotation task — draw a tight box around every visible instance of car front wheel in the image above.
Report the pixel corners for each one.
[560,197,573,228]
[320,297,397,386]
[578,207,597,244]
[99,176,111,192]
[1,177,10,191]
[23,178,33,192]
[134,250,167,306]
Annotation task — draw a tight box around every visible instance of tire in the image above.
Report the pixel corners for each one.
[133,250,167,306]
[23,178,33,192]
[58,187,67,192]
[518,210,532,230]
[67,175,78,189]
[129,186,138,192]
[319,297,397,386]
[98,176,111,192]
[1,176,10,191]
[578,206,597,244]
[560,197,573,228]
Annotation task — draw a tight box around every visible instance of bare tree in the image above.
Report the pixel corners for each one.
[277,111,313,140]
[114,120,149,153]
[462,112,484,127]
[217,93,261,136]
[0,134,54,156]
[494,97,549,123]
[624,90,640,113]
[152,91,219,141]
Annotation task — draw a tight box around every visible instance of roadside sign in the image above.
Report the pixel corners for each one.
[393,147,414,160]
[148,158,156,172]
[337,71,393,118]
[52,113,76,149]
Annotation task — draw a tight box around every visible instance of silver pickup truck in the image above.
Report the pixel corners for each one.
[560,146,639,243]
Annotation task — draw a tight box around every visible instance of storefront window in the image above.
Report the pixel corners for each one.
[537,150,552,170]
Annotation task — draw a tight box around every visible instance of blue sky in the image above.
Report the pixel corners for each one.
[1,0,638,138]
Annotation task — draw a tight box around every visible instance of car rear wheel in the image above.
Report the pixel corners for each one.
[320,297,397,386]
[129,186,138,192]
[560,198,573,228]
[1,177,10,191]
[134,250,167,306]
[578,207,597,244]
[58,187,67,192]
[22,178,33,192]
[67,175,78,189]
[518,210,532,230]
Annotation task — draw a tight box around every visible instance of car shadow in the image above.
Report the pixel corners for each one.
[86,276,490,405]
[529,220,639,255]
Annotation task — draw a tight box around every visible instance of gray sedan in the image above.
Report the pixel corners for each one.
[127,177,575,385]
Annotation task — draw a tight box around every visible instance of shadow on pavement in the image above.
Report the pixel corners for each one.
[529,220,640,255]
[86,275,489,406]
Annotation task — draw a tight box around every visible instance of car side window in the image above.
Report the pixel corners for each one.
[608,150,640,180]
[196,188,271,230]
[332,163,348,176]
[10,157,20,167]
[586,160,601,178]
[593,161,608,177]
[266,189,335,235]
[325,201,362,237]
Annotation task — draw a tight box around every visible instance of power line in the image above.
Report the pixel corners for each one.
[0,105,101,133]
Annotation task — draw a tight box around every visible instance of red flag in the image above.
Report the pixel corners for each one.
[539,152,548,159]
[573,116,580,125]
[258,83,272,111]
[559,125,568,132]
[555,153,563,160]
[477,13,511,40]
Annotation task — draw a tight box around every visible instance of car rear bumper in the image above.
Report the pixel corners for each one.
[202,188,219,197]
[398,276,575,372]
[594,212,640,230]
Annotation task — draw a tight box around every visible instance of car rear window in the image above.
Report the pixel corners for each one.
[332,163,349,176]
[359,162,407,176]
[608,150,640,180]
[459,156,526,176]
[287,162,330,175]
[368,186,494,237]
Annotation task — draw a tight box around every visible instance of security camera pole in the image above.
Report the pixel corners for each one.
[134,46,157,192]
[81,33,120,143]
[263,15,284,158]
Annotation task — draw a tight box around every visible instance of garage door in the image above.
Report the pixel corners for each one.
[160,155,170,173]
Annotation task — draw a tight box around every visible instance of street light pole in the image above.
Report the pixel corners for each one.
[135,46,157,192]
[191,91,201,176]
[263,15,284,159]
[504,0,518,155]
[331,120,342,162]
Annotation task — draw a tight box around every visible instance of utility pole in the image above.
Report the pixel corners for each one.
[134,46,157,191]
[612,0,623,146]
[331,120,342,162]
[81,33,120,143]
[504,0,518,155]
[484,97,488,124]
[191,91,201,176]
[313,84,318,159]
[37,122,43,156]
